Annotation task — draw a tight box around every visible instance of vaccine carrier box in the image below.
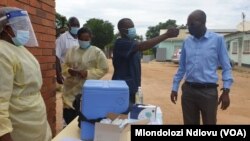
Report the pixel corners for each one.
[81,80,129,140]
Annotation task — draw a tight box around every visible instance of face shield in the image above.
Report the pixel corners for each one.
[0,10,38,47]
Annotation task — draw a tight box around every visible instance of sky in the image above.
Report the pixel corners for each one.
[56,0,250,38]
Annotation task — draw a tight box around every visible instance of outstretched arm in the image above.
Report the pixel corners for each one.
[136,27,179,51]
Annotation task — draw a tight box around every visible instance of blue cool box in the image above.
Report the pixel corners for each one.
[81,80,129,141]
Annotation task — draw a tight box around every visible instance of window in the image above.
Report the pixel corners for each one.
[243,40,250,54]
[232,42,238,54]
[174,45,181,50]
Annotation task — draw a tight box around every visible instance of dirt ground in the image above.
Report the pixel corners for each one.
[56,59,250,133]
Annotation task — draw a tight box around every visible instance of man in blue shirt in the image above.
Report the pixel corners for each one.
[171,10,233,124]
[112,18,179,104]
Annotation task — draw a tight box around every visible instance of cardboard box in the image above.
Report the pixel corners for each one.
[129,104,157,122]
[94,113,149,141]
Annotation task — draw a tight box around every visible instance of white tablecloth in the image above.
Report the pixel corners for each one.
[52,117,81,141]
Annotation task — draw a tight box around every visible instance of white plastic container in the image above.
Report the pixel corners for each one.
[135,86,143,104]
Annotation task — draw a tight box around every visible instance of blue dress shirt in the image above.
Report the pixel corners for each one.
[172,31,233,92]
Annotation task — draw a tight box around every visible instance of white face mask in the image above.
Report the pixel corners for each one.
[5,29,30,47]
[127,27,136,39]
[12,30,30,46]
[70,27,80,35]
[78,40,91,49]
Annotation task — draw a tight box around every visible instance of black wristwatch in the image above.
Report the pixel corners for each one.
[221,88,230,94]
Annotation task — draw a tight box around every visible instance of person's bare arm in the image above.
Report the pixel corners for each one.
[0,133,13,141]
[56,56,64,84]
[136,27,179,51]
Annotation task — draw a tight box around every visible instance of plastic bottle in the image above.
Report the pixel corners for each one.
[135,86,143,104]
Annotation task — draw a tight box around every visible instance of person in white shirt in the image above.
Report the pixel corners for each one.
[56,17,80,84]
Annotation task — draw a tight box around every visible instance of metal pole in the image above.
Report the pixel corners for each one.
[242,12,245,32]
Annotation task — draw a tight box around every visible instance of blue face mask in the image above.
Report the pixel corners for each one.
[12,30,30,46]
[127,27,136,39]
[79,40,91,49]
[70,27,79,35]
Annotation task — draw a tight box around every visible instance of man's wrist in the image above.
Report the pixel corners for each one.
[221,88,230,94]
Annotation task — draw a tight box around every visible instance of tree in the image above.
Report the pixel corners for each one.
[55,12,68,38]
[56,12,67,29]
[84,18,114,50]
[145,19,177,39]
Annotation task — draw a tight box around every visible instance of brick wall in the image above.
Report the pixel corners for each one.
[0,0,57,136]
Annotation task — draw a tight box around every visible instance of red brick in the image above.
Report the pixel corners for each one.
[41,86,48,93]
[23,5,36,15]
[47,12,55,21]
[27,48,43,56]
[30,15,43,25]
[47,109,56,122]
[33,24,46,33]
[42,92,56,136]
[36,56,56,63]
[43,82,56,94]
[36,33,55,42]
[42,34,56,42]
[33,25,55,36]
[42,3,55,14]
[42,49,54,56]
[48,29,56,36]
[44,69,56,77]
[0,0,7,5]
[30,16,55,30]
[30,0,41,8]
[45,96,57,137]
[47,63,55,70]
[42,77,55,87]
[40,63,55,71]
[7,0,24,8]
[36,8,47,19]
[42,89,56,101]
[42,18,55,28]
[40,63,48,71]
[43,77,52,85]
[44,96,56,109]
[39,41,55,49]
[47,111,56,123]
[40,0,55,7]
[17,0,29,4]
[47,87,57,97]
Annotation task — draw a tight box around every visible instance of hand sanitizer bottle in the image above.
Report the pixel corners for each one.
[136,86,143,104]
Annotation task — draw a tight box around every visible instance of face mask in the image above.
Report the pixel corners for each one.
[188,26,196,36]
[79,40,91,49]
[11,30,30,46]
[127,27,136,39]
[187,21,203,38]
[70,27,79,35]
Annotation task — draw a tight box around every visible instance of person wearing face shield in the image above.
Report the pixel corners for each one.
[112,18,179,104]
[61,27,109,124]
[55,17,80,85]
[170,10,234,125]
[0,7,52,141]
